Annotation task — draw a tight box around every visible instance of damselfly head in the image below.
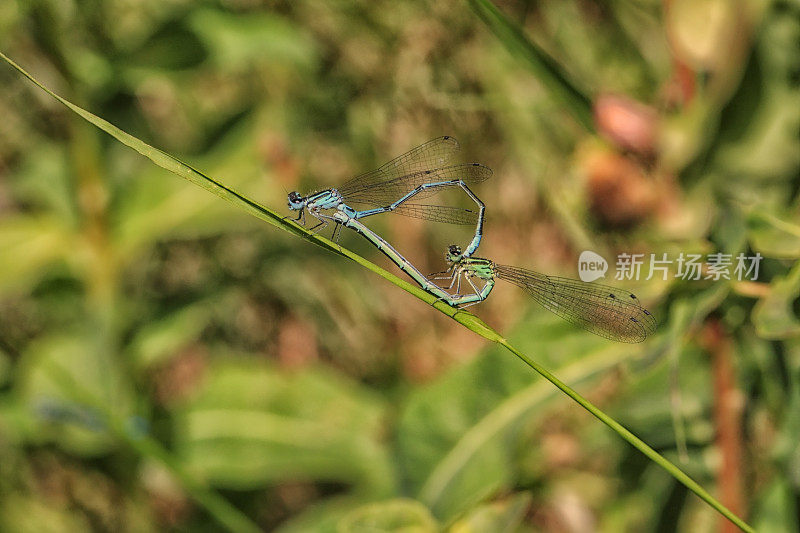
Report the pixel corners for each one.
[287,191,304,210]
[446,244,463,263]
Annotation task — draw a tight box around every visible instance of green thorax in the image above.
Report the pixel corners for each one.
[458,256,495,280]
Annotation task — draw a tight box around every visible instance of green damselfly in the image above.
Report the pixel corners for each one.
[430,245,657,343]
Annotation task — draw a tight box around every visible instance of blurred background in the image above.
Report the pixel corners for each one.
[0,0,798,531]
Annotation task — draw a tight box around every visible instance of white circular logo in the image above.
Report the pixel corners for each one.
[578,250,608,282]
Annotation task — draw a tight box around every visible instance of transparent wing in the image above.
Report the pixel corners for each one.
[391,203,479,225]
[341,163,492,207]
[339,136,460,195]
[495,265,657,343]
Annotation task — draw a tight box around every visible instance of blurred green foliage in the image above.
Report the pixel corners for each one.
[0,0,798,531]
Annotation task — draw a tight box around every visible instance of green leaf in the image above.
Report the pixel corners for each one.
[337,499,438,533]
[9,141,76,223]
[747,209,800,259]
[128,300,215,369]
[753,261,800,340]
[189,8,318,71]
[448,492,531,533]
[174,358,394,494]
[712,6,800,181]
[752,477,799,533]
[0,215,73,295]
[0,495,90,532]
[275,495,370,533]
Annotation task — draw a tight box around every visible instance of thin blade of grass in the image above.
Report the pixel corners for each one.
[466,0,594,131]
[1,51,752,532]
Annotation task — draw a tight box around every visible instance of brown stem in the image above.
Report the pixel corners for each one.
[702,319,746,533]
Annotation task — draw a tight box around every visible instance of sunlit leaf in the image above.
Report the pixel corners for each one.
[752,478,799,532]
[449,492,531,533]
[0,495,90,532]
[174,358,394,493]
[747,209,800,260]
[128,300,215,369]
[337,499,438,533]
[189,8,318,72]
[753,262,800,340]
[0,216,73,295]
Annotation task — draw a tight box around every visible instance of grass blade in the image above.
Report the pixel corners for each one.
[1,51,752,532]
[467,0,594,131]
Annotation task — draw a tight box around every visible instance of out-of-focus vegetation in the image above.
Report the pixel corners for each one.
[0,0,798,531]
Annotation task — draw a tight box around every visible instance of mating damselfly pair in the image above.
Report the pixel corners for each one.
[287,137,657,343]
